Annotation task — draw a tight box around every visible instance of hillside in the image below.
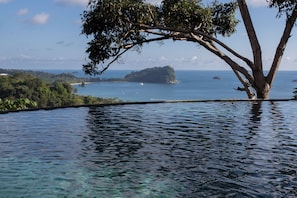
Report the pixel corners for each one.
[124,66,176,84]
[0,66,176,84]
[0,72,118,112]
[0,68,100,84]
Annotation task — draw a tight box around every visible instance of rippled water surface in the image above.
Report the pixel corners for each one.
[1,101,297,197]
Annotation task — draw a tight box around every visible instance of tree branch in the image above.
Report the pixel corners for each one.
[101,48,131,73]
[237,0,262,72]
[267,4,297,85]
[101,36,170,73]
[191,31,256,70]
[138,24,256,97]
[190,33,255,93]
[139,24,255,70]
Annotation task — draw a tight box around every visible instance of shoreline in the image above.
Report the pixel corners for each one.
[70,82,93,86]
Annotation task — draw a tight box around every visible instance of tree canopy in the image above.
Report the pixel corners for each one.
[81,0,297,99]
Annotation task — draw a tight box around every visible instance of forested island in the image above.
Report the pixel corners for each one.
[99,66,176,84]
[124,66,176,84]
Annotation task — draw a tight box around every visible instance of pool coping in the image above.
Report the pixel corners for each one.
[1,98,296,114]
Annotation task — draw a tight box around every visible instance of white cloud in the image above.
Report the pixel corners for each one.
[17,8,29,16]
[145,0,161,5]
[0,0,10,4]
[191,56,198,62]
[0,56,8,61]
[30,13,50,25]
[147,0,269,8]
[246,0,268,7]
[20,54,32,60]
[159,56,168,61]
[54,0,88,7]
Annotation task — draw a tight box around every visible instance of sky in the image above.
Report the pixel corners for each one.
[0,0,297,72]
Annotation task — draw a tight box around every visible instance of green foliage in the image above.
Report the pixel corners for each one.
[0,98,37,112]
[82,0,154,74]
[211,1,238,36]
[0,68,99,84]
[161,0,211,31]
[0,74,119,112]
[81,0,239,75]
[269,0,297,17]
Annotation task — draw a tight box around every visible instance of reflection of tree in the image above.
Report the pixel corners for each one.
[243,101,297,195]
[269,101,285,131]
[81,104,182,196]
[84,106,144,161]
[250,102,262,122]
[247,101,286,134]
[247,102,262,135]
[248,101,286,131]
[77,102,296,196]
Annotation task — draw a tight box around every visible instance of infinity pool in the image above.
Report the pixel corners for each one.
[0,101,296,197]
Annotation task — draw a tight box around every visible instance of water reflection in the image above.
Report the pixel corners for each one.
[0,102,296,197]
[250,101,262,122]
[82,102,297,197]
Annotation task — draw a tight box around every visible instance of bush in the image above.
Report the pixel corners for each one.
[0,98,37,112]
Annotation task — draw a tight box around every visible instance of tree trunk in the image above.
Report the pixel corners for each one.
[255,84,270,99]
[253,70,270,99]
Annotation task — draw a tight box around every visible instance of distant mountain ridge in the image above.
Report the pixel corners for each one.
[0,68,92,83]
[0,66,177,84]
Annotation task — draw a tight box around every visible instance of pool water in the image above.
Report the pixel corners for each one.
[0,101,297,197]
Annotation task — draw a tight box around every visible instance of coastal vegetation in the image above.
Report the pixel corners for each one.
[0,66,176,84]
[81,0,297,99]
[0,73,119,112]
[0,68,100,84]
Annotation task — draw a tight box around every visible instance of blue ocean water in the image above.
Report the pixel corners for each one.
[71,70,297,101]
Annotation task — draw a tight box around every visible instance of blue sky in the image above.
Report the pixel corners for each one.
[0,0,296,71]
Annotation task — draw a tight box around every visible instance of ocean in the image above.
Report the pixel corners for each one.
[71,70,297,101]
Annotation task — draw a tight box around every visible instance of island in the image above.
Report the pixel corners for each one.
[124,66,176,84]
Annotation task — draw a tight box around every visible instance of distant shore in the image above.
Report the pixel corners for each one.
[70,82,92,86]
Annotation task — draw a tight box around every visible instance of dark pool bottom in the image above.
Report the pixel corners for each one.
[0,101,296,197]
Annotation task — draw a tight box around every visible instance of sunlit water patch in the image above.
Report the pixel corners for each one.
[0,101,297,197]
